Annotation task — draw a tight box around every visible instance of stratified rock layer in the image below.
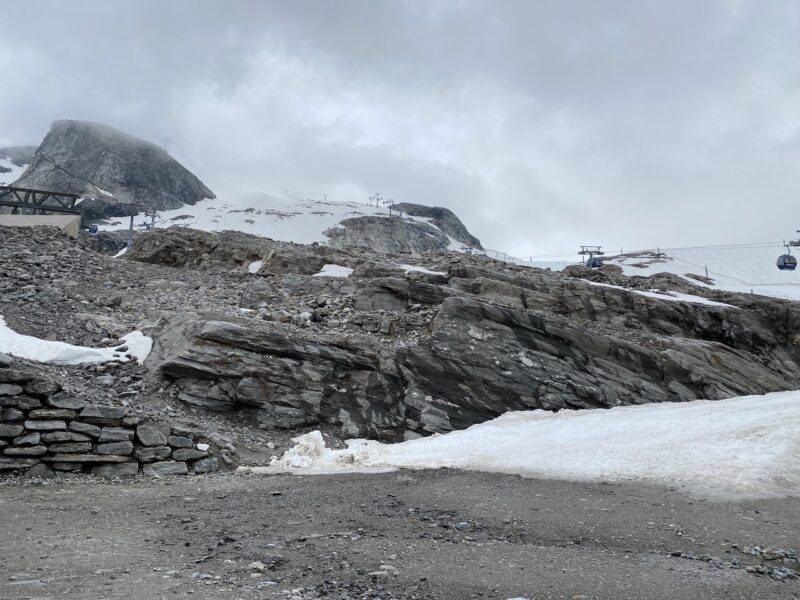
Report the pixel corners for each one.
[325,215,453,254]
[149,230,800,440]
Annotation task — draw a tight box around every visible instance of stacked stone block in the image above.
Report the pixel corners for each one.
[0,363,218,477]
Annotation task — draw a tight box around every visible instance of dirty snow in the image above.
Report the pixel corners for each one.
[313,264,353,278]
[261,392,800,500]
[581,280,736,308]
[0,316,153,365]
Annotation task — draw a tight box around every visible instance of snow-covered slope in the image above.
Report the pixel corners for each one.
[0,315,152,365]
[99,195,466,251]
[606,246,800,301]
[482,244,800,302]
[264,391,800,500]
[0,156,27,186]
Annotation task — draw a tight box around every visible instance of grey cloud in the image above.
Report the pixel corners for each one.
[1,0,798,256]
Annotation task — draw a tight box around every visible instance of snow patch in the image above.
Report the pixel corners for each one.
[0,156,27,185]
[313,264,353,278]
[92,185,115,198]
[399,264,447,276]
[247,260,264,274]
[113,246,128,258]
[0,316,153,365]
[581,280,736,308]
[259,392,800,500]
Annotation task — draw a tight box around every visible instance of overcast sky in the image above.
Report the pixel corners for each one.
[1,0,798,256]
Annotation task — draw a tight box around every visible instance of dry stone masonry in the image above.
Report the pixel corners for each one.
[0,356,218,477]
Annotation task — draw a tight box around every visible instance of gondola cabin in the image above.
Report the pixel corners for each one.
[777,254,797,271]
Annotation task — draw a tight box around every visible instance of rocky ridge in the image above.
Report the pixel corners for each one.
[395,202,482,249]
[129,227,800,440]
[5,223,800,451]
[324,215,454,254]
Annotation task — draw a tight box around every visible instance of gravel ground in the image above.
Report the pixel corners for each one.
[1,470,798,600]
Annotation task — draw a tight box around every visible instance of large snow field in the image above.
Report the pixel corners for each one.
[608,246,800,301]
[262,391,800,500]
[98,196,464,249]
[0,316,152,365]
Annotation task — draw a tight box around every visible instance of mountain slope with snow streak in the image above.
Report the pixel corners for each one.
[605,245,800,301]
[99,195,469,251]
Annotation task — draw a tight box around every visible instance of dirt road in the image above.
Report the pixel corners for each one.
[1,470,798,599]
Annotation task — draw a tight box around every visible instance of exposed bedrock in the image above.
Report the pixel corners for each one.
[156,254,800,440]
[324,215,452,254]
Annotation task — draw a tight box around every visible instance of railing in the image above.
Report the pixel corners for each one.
[0,185,82,215]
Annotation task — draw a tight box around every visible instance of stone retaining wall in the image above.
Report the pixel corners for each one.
[0,364,218,477]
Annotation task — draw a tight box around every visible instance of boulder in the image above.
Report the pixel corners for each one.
[143,461,188,476]
[136,425,168,447]
[98,427,135,442]
[134,446,171,463]
[94,441,134,455]
[91,463,139,477]
[192,457,219,474]
[23,420,66,431]
[171,448,207,462]
[46,393,89,410]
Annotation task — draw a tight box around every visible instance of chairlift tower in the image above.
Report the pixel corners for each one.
[578,245,604,268]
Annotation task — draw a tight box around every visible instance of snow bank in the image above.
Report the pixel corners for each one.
[262,392,800,499]
[313,264,353,278]
[399,264,447,276]
[581,280,736,308]
[0,316,153,365]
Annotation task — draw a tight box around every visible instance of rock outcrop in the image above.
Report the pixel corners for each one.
[395,202,482,249]
[324,215,452,254]
[143,230,800,440]
[13,120,215,218]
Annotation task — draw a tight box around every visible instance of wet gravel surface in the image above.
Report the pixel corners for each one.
[1,469,798,600]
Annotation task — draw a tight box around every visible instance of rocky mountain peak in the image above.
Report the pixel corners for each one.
[12,120,215,217]
[395,202,482,249]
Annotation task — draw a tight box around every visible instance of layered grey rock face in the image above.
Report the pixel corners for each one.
[324,215,452,254]
[12,120,215,217]
[395,202,482,249]
[149,233,800,440]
